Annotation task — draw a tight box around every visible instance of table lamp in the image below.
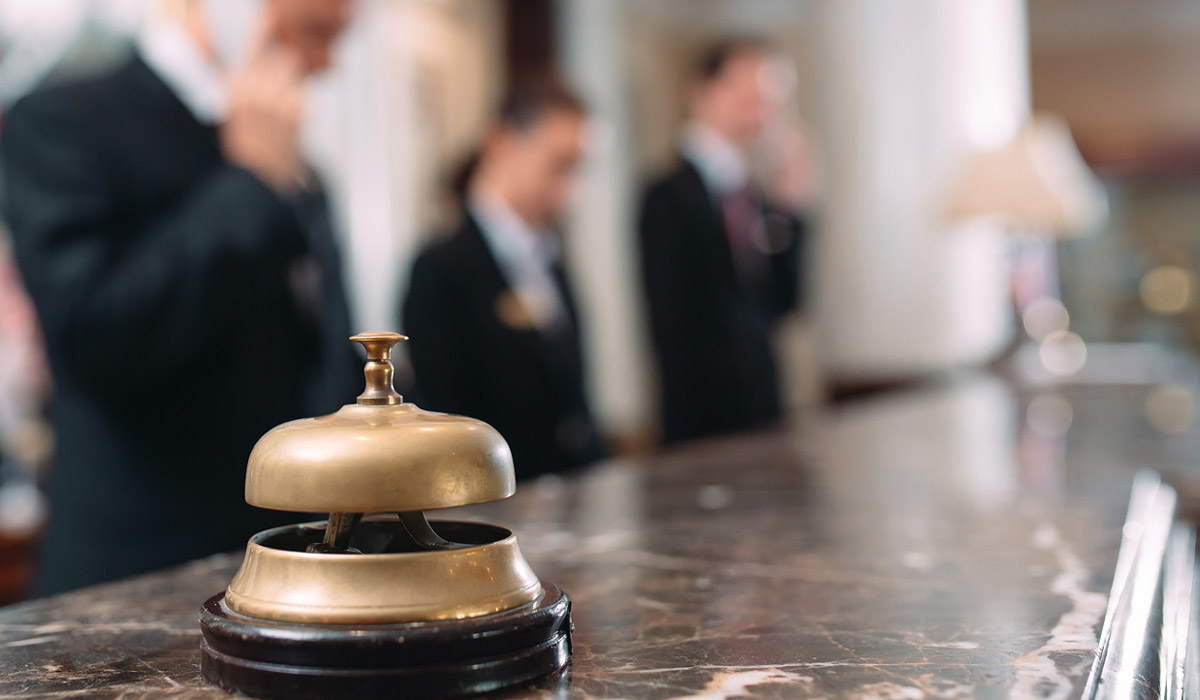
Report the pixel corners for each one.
[944,116,1108,371]
[944,115,1107,237]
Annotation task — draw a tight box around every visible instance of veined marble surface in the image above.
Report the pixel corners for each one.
[0,375,1172,699]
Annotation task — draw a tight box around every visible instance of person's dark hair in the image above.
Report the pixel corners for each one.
[696,38,770,83]
[497,77,587,132]
[450,77,586,201]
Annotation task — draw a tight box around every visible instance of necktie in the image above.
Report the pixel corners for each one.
[719,187,764,282]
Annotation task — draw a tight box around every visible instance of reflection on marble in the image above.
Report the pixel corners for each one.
[0,375,1165,699]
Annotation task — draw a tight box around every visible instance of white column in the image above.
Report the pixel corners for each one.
[305,0,503,346]
[809,0,1028,383]
[304,0,411,334]
[557,0,652,436]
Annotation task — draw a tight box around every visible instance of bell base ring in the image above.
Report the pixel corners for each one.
[199,581,571,700]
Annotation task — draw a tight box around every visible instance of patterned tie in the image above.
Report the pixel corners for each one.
[719,187,764,283]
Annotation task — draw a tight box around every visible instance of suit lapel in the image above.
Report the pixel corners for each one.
[676,160,779,300]
[460,217,570,394]
[675,161,743,294]
[460,215,523,322]
[544,260,586,393]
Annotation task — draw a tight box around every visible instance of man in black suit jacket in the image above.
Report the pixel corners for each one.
[639,40,810,445]
[0,0,358,594]
[403,81,604,480]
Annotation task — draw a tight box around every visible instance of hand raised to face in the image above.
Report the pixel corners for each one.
[219,8,306,193]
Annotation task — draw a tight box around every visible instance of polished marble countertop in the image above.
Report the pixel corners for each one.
[1,375,1182,699]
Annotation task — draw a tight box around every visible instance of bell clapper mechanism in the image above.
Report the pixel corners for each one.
[304,335,458,556]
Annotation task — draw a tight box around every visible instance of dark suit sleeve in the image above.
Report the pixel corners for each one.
[0,95,303,397]
[638,185,702,366]
[765,209,807,318]
[401,250,469,413]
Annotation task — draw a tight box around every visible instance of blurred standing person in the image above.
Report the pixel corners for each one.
[0,0,359,594]
[402,80,605,480]
[639,40,811,445]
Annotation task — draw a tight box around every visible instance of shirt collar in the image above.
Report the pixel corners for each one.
[136,12,229,125]
[468,186,559,270]
[680,120,750,195]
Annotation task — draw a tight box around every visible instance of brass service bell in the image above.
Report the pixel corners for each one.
[200,332,571,699]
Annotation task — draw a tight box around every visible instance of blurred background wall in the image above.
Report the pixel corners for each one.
[4,0,1200,442]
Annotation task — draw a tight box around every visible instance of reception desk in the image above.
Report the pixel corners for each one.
[0,375,1175,698]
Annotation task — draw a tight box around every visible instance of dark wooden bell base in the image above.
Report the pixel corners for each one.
[199,581,571,700]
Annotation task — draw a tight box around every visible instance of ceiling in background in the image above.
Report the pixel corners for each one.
[1029,0,1200,175]
[1029,0,1200,48]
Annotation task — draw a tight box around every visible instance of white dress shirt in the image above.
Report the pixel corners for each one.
[679,120,751,196]
[468,187,567,331]
[137,10,230,125]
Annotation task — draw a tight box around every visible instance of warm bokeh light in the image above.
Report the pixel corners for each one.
[1139,265,1193,316]
[1038,330,1088,376]
[1143,384,1195,435]
[1026,393,1073,437]
[1022,296,1070,341]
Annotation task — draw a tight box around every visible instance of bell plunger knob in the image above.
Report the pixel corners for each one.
[351,332,406,405]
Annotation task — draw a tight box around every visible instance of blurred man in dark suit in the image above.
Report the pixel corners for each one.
[0,0,359,594]
[403,81,604,480]
[639,40,810,445]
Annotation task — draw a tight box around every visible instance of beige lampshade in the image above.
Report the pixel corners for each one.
[945,115,1108,237]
